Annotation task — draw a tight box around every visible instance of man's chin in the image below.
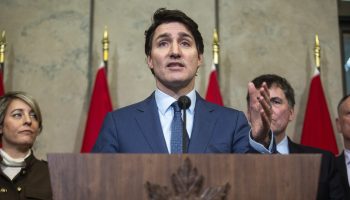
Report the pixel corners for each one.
[271,128,284,136]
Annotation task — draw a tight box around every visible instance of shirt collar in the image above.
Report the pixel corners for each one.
[155,89,196,115]
[344,149,350,165]
[276,135,289,154]
[0,148,31,167]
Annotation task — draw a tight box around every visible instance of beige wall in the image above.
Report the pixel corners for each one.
[219,0,342,147]
[0,0,343,159]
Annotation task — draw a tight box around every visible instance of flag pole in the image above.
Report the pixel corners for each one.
[213,29,220,78]
[102,27,109,75]
[205,29,224,106]
[314,34,320,72]
[0,31,6,74]
[214,0,220,77]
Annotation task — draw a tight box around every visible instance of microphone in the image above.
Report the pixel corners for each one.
[178,96,191,110]
[178,96,191,153]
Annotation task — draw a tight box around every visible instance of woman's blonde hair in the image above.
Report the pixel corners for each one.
[0,91,42,132]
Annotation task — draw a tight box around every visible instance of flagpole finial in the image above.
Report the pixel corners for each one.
[213,29,219,65]
[102,26,109,63]
[0,31,6,65]
[314,34,320,72]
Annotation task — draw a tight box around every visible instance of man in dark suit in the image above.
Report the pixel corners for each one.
[92,8,274,154]
[335,95,350,199]
[247,74,344,200]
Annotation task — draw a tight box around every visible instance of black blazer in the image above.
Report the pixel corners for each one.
[335,152,350,199]
[288,138,344,200]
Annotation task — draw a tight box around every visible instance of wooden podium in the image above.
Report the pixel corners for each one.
[48,154,321,200]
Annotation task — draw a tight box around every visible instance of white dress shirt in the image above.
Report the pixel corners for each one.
[155,89,195,153]
[344,148,350,186]
[276,135,290,154]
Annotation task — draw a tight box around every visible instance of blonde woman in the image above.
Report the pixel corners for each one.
[0,91,52,200]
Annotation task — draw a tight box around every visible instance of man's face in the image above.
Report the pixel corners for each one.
[147,22,203,94]
[336,97,350,143]
[269,85,294,136]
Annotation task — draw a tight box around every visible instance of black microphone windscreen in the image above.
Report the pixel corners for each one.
[178,96,191,109]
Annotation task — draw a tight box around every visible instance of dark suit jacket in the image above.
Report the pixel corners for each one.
[288,138,344,200]
[92,92,255,153]
[336,152,350,199]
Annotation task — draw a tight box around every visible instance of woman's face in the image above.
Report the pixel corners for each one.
[1,99,39,150]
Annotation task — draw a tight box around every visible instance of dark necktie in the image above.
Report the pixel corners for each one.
[171,101,183,153]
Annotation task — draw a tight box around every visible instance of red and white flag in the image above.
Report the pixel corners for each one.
[81,63,113,152]
[205,63,224,106]
[300,69,338,155]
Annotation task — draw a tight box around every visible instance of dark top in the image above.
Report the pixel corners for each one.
[288,138,344,200]
[0,151,52,200]
[335,151,350,199]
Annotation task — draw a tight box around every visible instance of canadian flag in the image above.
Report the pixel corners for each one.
[81,63,113,152]
[205,63,224,106]
[300,69,338,155]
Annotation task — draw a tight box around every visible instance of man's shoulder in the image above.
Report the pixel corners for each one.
[335,151,345,162]
[290,140,333,156]
[110,94,155,115]
[199,97,244,115]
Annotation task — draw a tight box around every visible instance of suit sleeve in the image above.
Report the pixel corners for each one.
[230,111,253,153]
[318,152,344,200]
[91,112,120,153]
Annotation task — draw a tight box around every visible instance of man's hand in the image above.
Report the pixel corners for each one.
[247,82,272,146]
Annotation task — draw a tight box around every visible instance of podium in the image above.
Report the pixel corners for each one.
[48,154,321,200]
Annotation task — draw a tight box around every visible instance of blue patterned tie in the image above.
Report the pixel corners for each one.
[171,101,183,153]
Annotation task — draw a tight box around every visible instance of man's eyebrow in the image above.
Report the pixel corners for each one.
[270,97,282,100]
[154,33,171,40]
[178,32,193,39]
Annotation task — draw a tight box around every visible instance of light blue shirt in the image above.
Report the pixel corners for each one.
[155,89,274,154]
[344,148,350,186]
[155,89,195,153]
[276,135,290,154]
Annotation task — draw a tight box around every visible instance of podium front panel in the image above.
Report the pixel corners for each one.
[48,154,321,200]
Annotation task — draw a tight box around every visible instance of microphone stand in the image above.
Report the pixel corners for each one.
[182,107,188,153]
[178,96,191,153]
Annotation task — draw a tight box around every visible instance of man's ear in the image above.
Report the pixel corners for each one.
[198,54,203,67]
[147,56,153,70]
[289,107,295,122]
[336,118,341,133]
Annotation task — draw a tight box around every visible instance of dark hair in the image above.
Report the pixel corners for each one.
[246,74,295,108]
[144,8,204,56]
[337,94,350,114]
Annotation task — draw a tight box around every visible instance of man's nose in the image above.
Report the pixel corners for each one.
[169,43,181,59]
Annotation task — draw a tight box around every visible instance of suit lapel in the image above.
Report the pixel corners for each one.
[188,94,218,153]
[287,137,302,153]
[134,93,168,153]
[337,152,350,191]
[337,152,347,175]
